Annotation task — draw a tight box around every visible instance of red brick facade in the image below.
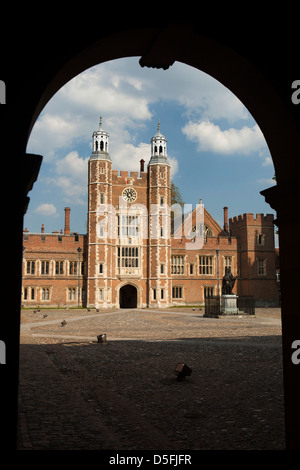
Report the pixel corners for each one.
[22,120,279,308]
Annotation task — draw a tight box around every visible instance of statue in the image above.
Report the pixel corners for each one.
[222,268,237,295]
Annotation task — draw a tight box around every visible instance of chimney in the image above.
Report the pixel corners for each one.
[41,224,44,233]
[64,207,71,235]
[223,206,228,233]
[140,159,145,173]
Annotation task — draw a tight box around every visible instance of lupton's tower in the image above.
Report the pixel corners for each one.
[87,117,113,307]
[147,123,172,307]
[87,119,172,308]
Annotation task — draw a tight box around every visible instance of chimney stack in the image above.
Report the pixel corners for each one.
[140,159,145,173]
[223,206,228,233]
[41,224,45,233]
[64,207,71,235]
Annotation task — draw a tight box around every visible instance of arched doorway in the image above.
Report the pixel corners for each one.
[119,284,137,308]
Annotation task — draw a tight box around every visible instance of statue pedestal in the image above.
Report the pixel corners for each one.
[221,294,238,315]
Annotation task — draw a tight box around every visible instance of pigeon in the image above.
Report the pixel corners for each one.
[43,313,48,318]
[61,319,67,327]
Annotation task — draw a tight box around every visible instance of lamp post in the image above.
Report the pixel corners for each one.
[216,249,220,297]
[77,247,82,307]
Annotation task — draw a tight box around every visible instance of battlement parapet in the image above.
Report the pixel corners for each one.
[112,169,147,183]
[229,213,274,227]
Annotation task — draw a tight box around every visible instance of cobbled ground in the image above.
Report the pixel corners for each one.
[17,307,285,450]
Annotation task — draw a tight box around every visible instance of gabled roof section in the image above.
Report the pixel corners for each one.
[172,205,225,238]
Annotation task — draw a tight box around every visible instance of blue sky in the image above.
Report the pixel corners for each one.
[25,57,276,238]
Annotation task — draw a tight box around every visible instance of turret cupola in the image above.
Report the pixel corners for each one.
[149,122,170,166]
[90,116,111,161]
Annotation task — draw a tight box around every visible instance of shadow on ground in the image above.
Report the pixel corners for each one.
[18,334,285,450]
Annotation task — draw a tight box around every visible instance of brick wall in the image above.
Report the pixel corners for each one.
[22,231,86,307]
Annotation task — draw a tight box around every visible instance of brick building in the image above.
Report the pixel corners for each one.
[22,119,279,308]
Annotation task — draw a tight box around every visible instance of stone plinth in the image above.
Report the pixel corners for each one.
[221,294,238,315]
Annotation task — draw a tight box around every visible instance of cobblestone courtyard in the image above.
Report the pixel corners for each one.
[17,307,285,450]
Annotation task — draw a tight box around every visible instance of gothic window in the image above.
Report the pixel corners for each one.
[159,145,163,154]
[117,215,139,238]
[100,140,104,151]
[204,286,214,298]
[172,286,183,298]
[224,256,232,274]
[199,256,213,275]
[189,224,212,242]
[257,259,266,276]
[69,261,77,275]
[55,261,64,275]
[171,255,184,274]
[204,225,213,242]
[26,261,35,275]
[117,246,139,268]
[95,141,98,151]
[68,288,76,300]
[41,261,49,275]
[41,288,50,300]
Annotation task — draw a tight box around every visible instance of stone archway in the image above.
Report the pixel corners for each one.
[4,19,300,449]
[119,284,137,308]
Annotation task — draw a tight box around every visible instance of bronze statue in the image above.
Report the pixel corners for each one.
[222,268,237,295]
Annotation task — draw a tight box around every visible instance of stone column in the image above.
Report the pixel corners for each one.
[261,180,300,449]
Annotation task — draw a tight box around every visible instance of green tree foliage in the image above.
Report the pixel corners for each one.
[171,182,184,207]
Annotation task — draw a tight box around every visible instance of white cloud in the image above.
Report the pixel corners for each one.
[262,155,273,166]
[27,59,252,164]
[103,141,179,178]
[46,151,89,205]
[257,177,276,186]
[56,150,88,179]
[34,203,57,216]
[61,67,152,120]
[182,120,266,155]
[28,113,84,160]
[168,156,179,179]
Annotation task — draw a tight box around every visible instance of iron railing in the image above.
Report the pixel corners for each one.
[237,296,255,315]
[204,295,220,317]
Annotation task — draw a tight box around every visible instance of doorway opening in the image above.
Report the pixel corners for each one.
[119,284,137,308]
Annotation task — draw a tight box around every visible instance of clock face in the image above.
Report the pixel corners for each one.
[122,187,137,203]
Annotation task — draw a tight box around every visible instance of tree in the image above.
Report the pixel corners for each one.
[171,182,184,207]
[170,182,184,223]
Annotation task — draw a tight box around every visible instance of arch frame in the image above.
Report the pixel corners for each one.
[116,280,142,309]
[3,18,300,450]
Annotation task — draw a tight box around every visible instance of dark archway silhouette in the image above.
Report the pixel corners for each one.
[3,15,300,450]
[119,284,137,308]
